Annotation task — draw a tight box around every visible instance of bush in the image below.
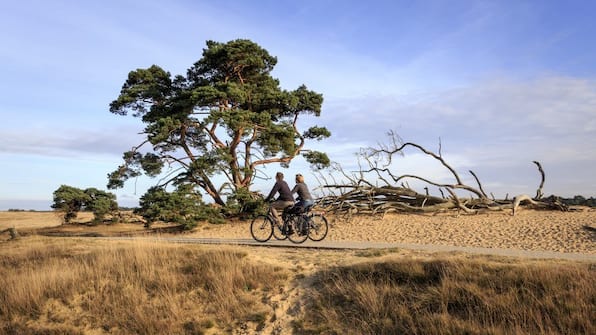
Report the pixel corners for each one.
[135,186,224,229]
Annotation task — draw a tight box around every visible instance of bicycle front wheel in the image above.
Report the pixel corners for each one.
[308,214,329,241]
[250,215,273,242]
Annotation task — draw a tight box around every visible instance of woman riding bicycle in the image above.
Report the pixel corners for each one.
[291,173,314,213]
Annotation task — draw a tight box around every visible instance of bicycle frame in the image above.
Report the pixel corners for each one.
[269,204,310,242]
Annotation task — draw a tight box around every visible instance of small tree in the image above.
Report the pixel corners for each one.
[51,185,89,224]
[51,185,119,224]
[84,188,118,224]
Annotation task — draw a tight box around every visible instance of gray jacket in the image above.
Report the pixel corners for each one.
[291,182,313,201]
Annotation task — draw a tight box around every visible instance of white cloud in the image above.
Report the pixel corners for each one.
[0,124,144,158]
[314,75,596,197]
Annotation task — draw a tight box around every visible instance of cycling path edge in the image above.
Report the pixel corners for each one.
[89,236,596,262]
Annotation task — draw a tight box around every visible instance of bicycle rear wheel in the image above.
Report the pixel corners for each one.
[287,216,309,244]
[272,220,287,240]
[308,214,328,241]
[250,215,273,242]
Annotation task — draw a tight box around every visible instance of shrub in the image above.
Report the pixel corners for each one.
[135,186,224,228]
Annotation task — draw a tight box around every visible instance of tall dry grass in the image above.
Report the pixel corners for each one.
[297,257,595,335]
[0,238,288,334]
[2,237,594,334]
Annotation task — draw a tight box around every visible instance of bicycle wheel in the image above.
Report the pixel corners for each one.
[308,214,329,241]
[287,216,308,244]
[250,215,273,242]
[272,220,287,240]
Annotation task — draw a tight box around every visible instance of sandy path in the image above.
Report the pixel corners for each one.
[190,209,596,254]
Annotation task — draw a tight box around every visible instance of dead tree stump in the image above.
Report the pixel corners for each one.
[9,227,19,239]
[2,227,19,240]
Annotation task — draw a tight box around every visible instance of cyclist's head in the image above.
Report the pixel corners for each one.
[296,174,304,183]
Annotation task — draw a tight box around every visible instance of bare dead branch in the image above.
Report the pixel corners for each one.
[446,188,477,214]
[469,170,489,199]
[512,194,540,216]
[533,161,545,200]
[313,132,567,216]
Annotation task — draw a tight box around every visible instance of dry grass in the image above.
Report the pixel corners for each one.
[297,256,595,335]
[0,211,176,238]
[0,211,65,230]
[0,237,289,334]
[1,234,594,334]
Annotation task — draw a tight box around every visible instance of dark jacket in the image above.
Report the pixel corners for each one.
[266,180,293,202]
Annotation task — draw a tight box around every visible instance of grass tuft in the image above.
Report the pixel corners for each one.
[297,257,595,335]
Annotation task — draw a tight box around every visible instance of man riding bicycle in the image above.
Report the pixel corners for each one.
[265,172,294,226]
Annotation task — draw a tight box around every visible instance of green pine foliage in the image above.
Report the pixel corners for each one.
[107,39,331,211]
[135,186,224,229]
[51,185,118,224]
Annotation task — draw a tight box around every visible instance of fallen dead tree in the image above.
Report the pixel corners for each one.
[314,131,568,216]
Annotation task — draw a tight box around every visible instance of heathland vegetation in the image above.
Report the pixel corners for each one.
[1,237,593,334]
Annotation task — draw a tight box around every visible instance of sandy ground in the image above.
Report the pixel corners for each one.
[2,208,595,254]
[190,208,596,254]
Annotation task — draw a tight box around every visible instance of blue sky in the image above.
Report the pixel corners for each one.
[1,0,595,210]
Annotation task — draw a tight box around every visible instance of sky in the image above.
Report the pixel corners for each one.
[1,0,595,210]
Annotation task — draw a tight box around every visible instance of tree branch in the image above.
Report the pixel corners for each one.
[533,161,545,200]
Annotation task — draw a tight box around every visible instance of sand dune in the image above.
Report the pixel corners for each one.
[191,208,596,254]
[2,209,594,254]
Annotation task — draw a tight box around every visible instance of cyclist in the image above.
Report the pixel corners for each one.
[291,173,314,212]
[265,172,294,226]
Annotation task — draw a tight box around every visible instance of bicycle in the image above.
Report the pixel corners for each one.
[250,203,329,243]
[250,204,310,243]
[280,203,329,242]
